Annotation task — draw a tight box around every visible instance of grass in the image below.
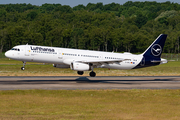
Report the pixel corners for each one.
[1,58,180,76]
[0,89,180,120]
[1,58,180,120]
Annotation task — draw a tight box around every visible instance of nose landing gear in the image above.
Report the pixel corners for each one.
[21,61,26,70]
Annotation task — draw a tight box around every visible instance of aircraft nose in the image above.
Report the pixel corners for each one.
[5,51,11,58]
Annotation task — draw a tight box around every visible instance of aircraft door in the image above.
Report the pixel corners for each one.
[58,49,63,59]
[25,46,30,56]
[99,54,103,60]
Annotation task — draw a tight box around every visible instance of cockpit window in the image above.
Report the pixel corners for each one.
[11,48,20,51]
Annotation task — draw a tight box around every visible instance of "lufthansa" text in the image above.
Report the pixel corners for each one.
[30,46,55,52]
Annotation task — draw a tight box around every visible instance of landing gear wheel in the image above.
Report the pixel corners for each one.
[77,71,84,75]
[21,61,26,71]
[89,71,96,77]
[21,67,25,71]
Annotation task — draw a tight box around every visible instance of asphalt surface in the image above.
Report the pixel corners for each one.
[0,76,180,90]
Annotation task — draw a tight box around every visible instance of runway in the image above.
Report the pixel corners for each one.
[1,76,180,90]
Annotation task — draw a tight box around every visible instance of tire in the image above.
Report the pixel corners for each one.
[89,71,96,77]
[21,67,25,71]
[77,71,84,75]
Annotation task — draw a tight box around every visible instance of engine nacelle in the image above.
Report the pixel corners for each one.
[53,64,70,68]
[71,62,91,71]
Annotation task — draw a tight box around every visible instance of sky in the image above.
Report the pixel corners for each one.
[1,0,180,7]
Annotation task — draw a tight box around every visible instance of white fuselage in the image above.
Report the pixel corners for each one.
[4,34,168,77]
[5,45,143,70]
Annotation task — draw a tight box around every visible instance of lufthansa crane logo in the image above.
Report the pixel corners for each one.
[151,44,162,56]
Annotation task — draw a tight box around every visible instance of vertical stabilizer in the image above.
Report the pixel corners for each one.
[134,34,167,69]
[143,34,167,59]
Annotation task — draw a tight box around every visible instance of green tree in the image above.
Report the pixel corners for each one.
[46,27,63,47]
[62,29,72,48]
[27,11,38,21]
[71,28,84,48]
[8,26,25,47]
[135,12,148,28]
[73,4,85,11]
[0,29,7,53]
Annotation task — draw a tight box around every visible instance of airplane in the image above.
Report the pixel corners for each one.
[5,34,168,77]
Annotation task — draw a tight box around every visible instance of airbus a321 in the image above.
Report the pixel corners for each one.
[5,34,168,77]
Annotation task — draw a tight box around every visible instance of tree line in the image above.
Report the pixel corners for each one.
[0,1,180,53]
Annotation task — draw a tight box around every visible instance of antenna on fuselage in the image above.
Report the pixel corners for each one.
[26,43,28,45]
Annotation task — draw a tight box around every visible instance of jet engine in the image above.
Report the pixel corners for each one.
[53,64,70,68]
[71,62,91,71]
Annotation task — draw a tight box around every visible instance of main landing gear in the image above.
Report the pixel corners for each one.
[89,64,96,77]
[77,71,96,77]
[89,71,96,77]
[77,71,84,75]
[77,64,96,77]
[21,61,26,70]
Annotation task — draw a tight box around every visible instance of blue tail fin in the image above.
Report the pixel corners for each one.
[143,34,167,59]
[134,34,167,69]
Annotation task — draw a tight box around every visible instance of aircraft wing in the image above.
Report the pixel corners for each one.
[76,59,128,64]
